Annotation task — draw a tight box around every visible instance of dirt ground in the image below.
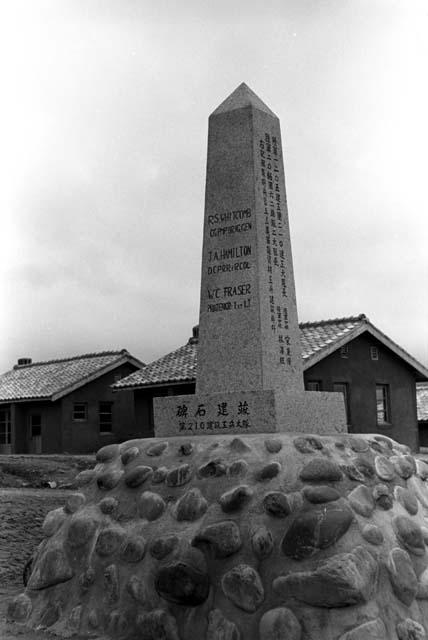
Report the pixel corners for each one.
[0,455,96,639]
[0,455,94,489]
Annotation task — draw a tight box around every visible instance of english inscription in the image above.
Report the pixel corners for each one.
[207,283,251,313]
[204,206,254,314]
[208,208,252,237]
[207,245,251,275]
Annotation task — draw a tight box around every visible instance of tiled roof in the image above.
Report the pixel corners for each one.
[114,340,198,389]
[0,350,141,402]
[114,314,428,391]
[300,315,367,362]
[418,384,428,422]
[114,314,390,390]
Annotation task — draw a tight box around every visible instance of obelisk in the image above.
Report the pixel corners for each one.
[154,83,346,436]
[197,83,303,396]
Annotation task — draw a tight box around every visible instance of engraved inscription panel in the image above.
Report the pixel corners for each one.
[204,208,254,314]
[154,391,277,437]
[258,132,293,370]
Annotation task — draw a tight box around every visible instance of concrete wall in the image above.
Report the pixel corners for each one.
[304,333,419,450]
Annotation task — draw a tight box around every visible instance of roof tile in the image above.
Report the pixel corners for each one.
[114,315,368,390]
[0,350,131,401]
[114,342,198,389]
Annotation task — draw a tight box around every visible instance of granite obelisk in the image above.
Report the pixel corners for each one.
[197,83,303,396]
[154,83,346,436]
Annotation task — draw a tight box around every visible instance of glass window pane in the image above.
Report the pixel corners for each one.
[30,415,41,437]
[376,384,390,424]
[73,403,87,421]
[99,403,113,432]
[0,410,11,444]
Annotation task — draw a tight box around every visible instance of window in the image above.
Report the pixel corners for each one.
[113,373,122,383]
[73,403,87,422]
[30,414,41,438]
[0,409,11,445]
[99,402,113,433]
[370,346,379,361]
[306,381,322,391]
[340,345,349,359]
[376,384,390,424]
[333,382,350,424]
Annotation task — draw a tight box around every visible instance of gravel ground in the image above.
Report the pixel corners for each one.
[0,488,87,639]
[0,456,96,638]
[0,488,71,587]
[0,455,94,489]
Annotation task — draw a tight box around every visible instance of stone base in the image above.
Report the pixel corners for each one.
[153,389,347,437]
[12,431,424,640]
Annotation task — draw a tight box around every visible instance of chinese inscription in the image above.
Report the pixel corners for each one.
[175,398,252,432]
[259,132,292,368]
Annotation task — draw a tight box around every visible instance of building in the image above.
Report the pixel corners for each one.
[113,315,428,451]
[0,350,143,454]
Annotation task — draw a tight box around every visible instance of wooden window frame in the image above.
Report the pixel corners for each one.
[0,409,11,445]
[72,402,88,422]
[370,346,379,361]
[340,345,349,359]
[376,384,391,425]
[29,414,42,438]
[99,402,113,434]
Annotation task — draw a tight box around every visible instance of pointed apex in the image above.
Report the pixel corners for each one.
[211,83,277,118]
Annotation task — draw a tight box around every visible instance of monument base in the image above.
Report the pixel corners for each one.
[12,431,420,640]
[153,389,347,437]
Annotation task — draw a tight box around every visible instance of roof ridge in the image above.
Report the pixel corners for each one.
[299,314,367,329]
[366,321,428,377]
[13,349,129,369]
[146,342,194,366]
[188,316,368,343]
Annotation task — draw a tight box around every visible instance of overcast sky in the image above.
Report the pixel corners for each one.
[1,0,427,373]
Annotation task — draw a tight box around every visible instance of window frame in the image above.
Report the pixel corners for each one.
[376,383,391,425]
[306,380,322,391]
[99,402,113,434]
[370,346,379,361]
[0,409,11,445]
[72,402,88,422]
[340,345,349,359]
[29,414,42,438]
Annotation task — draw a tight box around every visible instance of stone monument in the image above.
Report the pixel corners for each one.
[154,83,346,437]
[9,85,428,640]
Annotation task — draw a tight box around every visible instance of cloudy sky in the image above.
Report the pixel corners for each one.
[1,0,427,372]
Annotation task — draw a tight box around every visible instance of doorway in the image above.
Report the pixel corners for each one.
[29,414,42,454]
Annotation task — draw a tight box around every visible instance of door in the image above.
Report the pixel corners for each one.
[29,414,42,454]
[0,408,12,454]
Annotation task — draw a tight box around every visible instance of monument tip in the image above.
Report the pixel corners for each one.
[211,82,278,118]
